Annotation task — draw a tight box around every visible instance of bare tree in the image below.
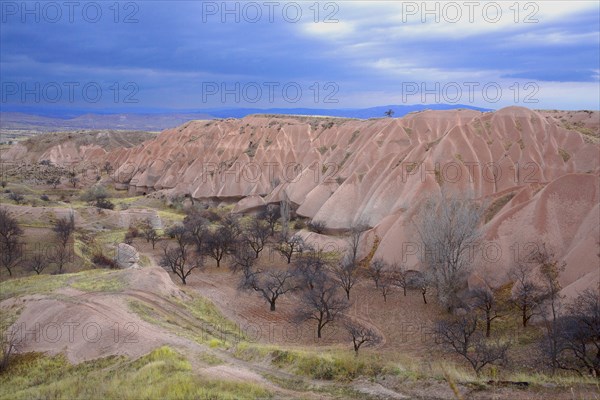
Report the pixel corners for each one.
[307,220,326,234]
[0,325,21,372]
[347,224,367,265]
[0,208,23,276]
[47,177,60,189]
[222,214,243,241]
[408,271,431,304]
[344,319,379,355]
[68,172,79,188]
[378,271,394,302]
[297,274,349,339]
[240,267,298,311]
[368,258,386,288]
[468,287,501,338]
[183,212,209,253]
[243,217,270,258]
[160,238,202,285]
[331,254,359,300]
[391,262,408,296]
[557,289,600,376]
[102,161,113,175]
[52,214,75,274]
[230,243,257,277]
[435,314,510,376]
[415,192,483,311]
[536,244,566,374]
[276,233,303,264]
[205,224,236,268]
[26,253,48,275]
[8,192,25,204]
[509,262,544,328]
[140,218,160,249]
[259,204,280,236]
[294,245,326,289]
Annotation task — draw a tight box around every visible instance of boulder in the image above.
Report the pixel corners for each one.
[115,243,140,269]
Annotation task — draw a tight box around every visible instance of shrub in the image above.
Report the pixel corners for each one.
[92,253,117,269]
[40,195,50,201]
[96,198,115,210]
[307,220,326,234]
[293,219,306,230]
[8,192,24,204]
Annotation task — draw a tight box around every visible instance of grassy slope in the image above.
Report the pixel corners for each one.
[0,347,270,400]
[1,264,598,399]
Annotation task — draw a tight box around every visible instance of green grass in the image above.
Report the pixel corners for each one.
[234,343,386,382]
[485,192,516,223]
[70,270,125,292]
[157,209,185,223]
[128,291,243,347]
[0,346,272,400]
[0,269,128,301]
[0,273,71,301]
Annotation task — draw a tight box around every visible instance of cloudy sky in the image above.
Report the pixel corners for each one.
[1,1,599,112]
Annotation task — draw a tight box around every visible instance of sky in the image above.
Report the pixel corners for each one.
[1,0,599,112]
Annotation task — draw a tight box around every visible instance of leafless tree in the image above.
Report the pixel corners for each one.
[183,212,209,253]
[68,173,79,188]
[52,213,75,274]
[368,258,386,288]
[297,273,349,339]
[47,177,60,188]
[8,192,24,204]
[468,287,501,337]
[240,267,298,311]
[140,218,160,249]
[435,314,510,376]
[222,214,243,241]
[556,289,600,376]
[166,224,187,246]
[509,262,544,327]
[230,243,257,278]
[347,224,367,265]
[307,220,326,234]
[331,254,359,300]
[53,214,75,248]
[205,224,236,268]
[103,161,113,175]
[26,253,48,275]
[391,262,408,296]
[0,208,24,276]
[408,271,432,304]
[276,233,303,264]
[378,271,394,302]
[0,325,21,372]
[344,319,379,355]
[294,245,326,289]
[52,244,72,274]
[415,192,483,311]
[160,240,203,285]
[259,204,280,236]
[536,244,567,374]
[243,217,270,258]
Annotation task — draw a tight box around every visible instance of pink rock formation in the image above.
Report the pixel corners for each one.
[6,107,599,295]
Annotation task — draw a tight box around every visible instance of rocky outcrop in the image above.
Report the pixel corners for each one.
[115,243,140,269]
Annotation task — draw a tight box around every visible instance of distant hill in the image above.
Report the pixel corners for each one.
[206,104,491,119]
[0,105,490,134]
[0,112,214,133]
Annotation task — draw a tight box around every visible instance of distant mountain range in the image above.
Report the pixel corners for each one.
[0,104,491,133]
